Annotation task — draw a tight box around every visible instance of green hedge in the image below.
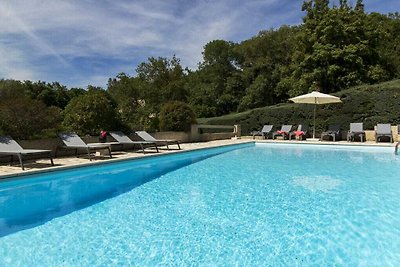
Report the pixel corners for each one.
[198,80,400,135]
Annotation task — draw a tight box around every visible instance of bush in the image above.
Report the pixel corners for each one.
[0,97,61,139]
[62,90,122,135]
[159,101,196,132]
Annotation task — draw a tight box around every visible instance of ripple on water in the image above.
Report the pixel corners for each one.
[292,175,343,192]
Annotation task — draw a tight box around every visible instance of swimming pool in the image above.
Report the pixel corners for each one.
[0,142,399,265]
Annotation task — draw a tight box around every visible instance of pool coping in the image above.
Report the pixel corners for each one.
[0,140,255,181]
[255,139,397,148]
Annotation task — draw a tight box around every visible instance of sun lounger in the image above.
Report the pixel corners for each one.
[58,132,113,160]
[109,131,159,153]
[0,136,54,170]
[375,124,393,143]
[289,124,309,140]
[273,125,293,140]
[135,131,181,150]
[320,124,341,141]
[251,125,274,139]
[347,123,365,142]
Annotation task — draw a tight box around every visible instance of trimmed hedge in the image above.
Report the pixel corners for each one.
[198,80,400,135]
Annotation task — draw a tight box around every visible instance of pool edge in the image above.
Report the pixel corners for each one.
[0,141,255,181]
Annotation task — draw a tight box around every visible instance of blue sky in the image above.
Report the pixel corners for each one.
[0,0,399,88]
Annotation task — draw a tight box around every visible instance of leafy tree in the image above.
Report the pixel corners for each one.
[291,0,388,96]
[107,73,148,129]
[136,56,187,109]
[159,101,196,132]
[127,56,189,130]
[188,40,244,116]
[0,79,27,99]
[0,97,61,139]
[235,26,298,110]
[367,12,400,80]
[62,89,121,135]
[68,87,87,99]
[24,81,74,109]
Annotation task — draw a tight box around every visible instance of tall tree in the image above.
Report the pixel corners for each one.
[188,40,244,116]
[136,56,187,109]
[291,0,387,96]
[235,26,298,111]
[107,73,148,128]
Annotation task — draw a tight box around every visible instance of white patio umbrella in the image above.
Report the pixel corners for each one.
[289,91,342,140]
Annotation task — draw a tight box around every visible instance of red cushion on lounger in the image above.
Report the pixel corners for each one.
[276,130,288,135]
[295,131,305,136]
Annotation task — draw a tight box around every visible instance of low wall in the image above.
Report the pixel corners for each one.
[152,132,190,143]
[190,124,241,142]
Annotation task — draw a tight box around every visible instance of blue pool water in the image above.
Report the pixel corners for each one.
[0,143,399,265]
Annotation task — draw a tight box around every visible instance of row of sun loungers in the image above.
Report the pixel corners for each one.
[0,131,181,170]
[252,124,309,140]
[253,123,396,143]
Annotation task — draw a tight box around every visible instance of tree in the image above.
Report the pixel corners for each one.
[235,26,298,110]
[32,82,73,108]
[136,56,187,109]
[291,0,387,96]
[62,89,121,135]
[366,12,400,81]
[159,101,196,132]
[0,97,61,139]
[0,79,26,99]
[188,40,244,116]
[107,73,151,129]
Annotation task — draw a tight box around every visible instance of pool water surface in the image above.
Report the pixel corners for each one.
[0,143,399,265]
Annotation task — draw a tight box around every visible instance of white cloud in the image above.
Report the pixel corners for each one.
[0,43,36,80]
[0,0,398,87]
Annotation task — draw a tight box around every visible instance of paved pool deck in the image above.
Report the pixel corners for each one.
[0,137,397,178]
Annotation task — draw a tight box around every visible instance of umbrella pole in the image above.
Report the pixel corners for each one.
[313,103,316,139]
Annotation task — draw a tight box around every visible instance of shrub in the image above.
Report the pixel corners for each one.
[62,90,122,135]
[0,97,61,139]
[159,101,196,132]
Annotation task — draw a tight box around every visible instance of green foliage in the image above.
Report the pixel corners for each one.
[199,80,400,135]
[136,56,187,109]
[62,90,122,135]
[235,26,298,110]
[0,97,61,139]
[159,101,196,132]
[107,73,156,130]
[367,12,400,79]
[0,79,26,99]
[24,81,77,108]
[291,0,392,95]
[187,40,244,117]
